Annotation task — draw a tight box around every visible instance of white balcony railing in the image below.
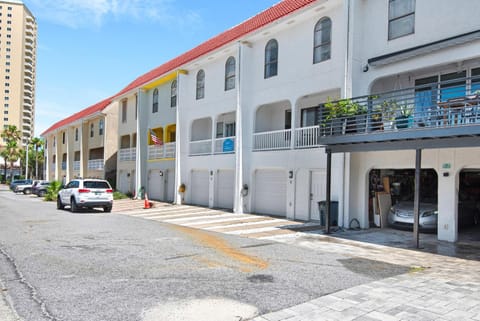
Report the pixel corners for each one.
[148,143,176,160]
[88,159,104,171]
[189,139,212,156]
[119,147,136,162]
[295,125,321,149]
[165,142,176,158]
[73,161,80,171]
[214,136,236,154]
[253,129,291,151]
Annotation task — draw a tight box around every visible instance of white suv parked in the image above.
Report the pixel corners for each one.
[57,179,113,213]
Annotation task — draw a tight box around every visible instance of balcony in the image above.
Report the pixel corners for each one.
[189,139,212,156]
[317,75,480,149]
[119,147,136,162]
[88,159,104,171]
[147,142,176,160]
[253,129,291,151]
[214,136,235,154]
[252,126,322,151]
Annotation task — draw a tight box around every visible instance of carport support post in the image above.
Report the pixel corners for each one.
[325,148,332,234]
[413,148,422,248]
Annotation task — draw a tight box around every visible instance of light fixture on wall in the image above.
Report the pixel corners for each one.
[363,64,369,72]
[288,170,294,179]
[241,184,249,197]
[159,171,164,176]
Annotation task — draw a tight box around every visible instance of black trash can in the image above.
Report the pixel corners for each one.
[318,201,338,226]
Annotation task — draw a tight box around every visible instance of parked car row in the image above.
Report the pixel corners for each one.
[9,179,51,197]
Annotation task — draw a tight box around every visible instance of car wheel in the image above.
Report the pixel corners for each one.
[70,198,78,213]
[38,190,46,197]
[23,188,32,195]
[104,206,112,213]
[57,197,64,210]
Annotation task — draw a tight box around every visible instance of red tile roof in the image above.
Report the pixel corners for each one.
[42,0,317,136]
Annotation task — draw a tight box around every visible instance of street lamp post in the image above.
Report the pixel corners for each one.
[25,141,29,180]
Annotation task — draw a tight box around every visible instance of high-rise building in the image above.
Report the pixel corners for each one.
[0,0,36,145]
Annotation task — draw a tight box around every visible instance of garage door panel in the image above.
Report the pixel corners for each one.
[148,170,163,200]
[191,170,209,206]
[216,170,234,209]
[254,169,286,217]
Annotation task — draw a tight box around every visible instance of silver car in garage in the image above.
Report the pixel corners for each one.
[388,202,438,231]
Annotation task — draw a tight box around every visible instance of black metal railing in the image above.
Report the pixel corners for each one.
[320,75,480,137]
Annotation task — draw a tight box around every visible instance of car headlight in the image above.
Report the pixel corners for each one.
[421,210,438,217]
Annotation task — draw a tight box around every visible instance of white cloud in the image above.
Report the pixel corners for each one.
[29,0,199,29]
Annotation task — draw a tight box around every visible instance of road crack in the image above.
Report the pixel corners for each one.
[0,245,61,321]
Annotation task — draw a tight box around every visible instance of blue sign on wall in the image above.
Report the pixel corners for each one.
[223,138,234,152]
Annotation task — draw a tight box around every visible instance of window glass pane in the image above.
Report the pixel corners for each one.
[440,71,466,101]
[389,0,415,19]
[225,123,235,137]
[216,122,223,138]
[471,68,480,93]
[389,15,414,39]
[314,18,331,63]
[415,76,438,121]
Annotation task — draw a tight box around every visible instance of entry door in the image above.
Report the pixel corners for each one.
[310,171,326,221]
[166,169,175,202]
[148,170,164,200]
[216,169,234,209]
[119,172,129,194]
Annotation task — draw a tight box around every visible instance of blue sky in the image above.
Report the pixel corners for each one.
[24,0,280,136]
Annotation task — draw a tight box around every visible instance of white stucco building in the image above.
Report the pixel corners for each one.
[42,0,480,243]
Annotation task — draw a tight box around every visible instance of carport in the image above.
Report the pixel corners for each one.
[321,117,480,248]
[322,133,480,248]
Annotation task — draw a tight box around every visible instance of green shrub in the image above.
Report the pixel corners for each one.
[44,180,62,201]
[113,191,128,200]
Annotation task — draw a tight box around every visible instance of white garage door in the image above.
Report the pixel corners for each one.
[216,170,234,209]
[191,170,209,206]
[254,169,286,217]
[148,170,164,200]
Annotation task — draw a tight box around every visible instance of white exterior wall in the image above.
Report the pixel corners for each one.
[178,1,347,220]
[344,0,480,242]
[117,94,138,194]
[145,83,177,201]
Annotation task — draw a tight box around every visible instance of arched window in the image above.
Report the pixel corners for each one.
[196,70,205,99]
[152,88,159,113]
[170,80,177,107]
[313,17,331,63]
[99,119,104,136]
[264,39,278,78]
[225,56,236,91]
[90,123,94,137]
[75,128,78,141]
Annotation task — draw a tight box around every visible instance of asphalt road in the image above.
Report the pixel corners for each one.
[0,187,410,321]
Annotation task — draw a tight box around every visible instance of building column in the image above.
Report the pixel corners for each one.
[174,71,185,205]
[234,42,245,214]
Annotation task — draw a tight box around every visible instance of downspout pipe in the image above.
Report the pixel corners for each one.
[174,70,182,205]
[233,41,244,214]
[135,89,142,199]
[341,0,352,228]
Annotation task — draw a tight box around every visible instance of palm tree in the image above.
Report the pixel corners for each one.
[30,137,44,180]
[1,125,21,181]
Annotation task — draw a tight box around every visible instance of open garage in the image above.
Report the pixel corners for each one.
[458,170,480,240]
[368,168,438,232]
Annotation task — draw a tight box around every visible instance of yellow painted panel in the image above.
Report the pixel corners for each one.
[142,70,188,90]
